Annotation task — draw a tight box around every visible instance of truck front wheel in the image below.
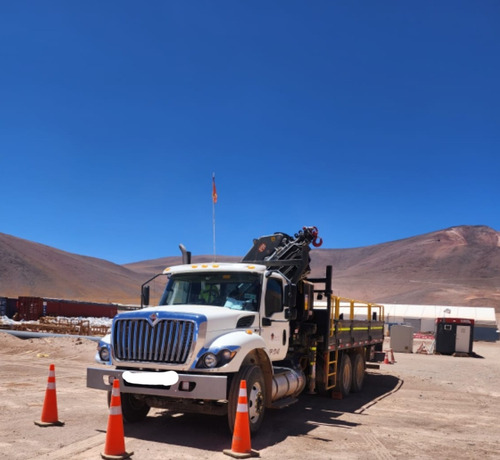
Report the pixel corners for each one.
[228,365,266,434]
[107,391,150,423]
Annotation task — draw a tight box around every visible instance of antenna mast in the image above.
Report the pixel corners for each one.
[212,173,218,260]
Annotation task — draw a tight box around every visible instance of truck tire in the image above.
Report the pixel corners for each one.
[351,353,365,393]
[108,391,150,423]
[336,352,352,396]
[228,365,266,434]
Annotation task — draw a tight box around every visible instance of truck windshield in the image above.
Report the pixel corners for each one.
[159,272,261,311]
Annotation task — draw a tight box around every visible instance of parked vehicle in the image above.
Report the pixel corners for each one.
[87,227,384,433]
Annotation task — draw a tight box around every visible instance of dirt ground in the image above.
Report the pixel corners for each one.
[1,332,499,460]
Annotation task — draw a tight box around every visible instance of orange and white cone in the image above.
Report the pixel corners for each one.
[101,379,133,460]
[35,364,64,427]
[383,352,390,364]
[223,380,259,458]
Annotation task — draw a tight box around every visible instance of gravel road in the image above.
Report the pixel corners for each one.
[1,333,499,459]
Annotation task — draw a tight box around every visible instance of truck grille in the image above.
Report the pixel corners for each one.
[113,318,195,364]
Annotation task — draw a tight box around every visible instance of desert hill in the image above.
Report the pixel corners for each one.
[0,233,143,304]
[309,226,500,310]
[1,226,499,311]
[123,255,241,277]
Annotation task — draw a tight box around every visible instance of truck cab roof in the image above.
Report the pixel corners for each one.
[162,262,269,275]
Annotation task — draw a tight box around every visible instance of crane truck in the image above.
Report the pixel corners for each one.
[87,227,384,433]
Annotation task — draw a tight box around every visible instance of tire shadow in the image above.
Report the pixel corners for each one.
[123,371,402,452]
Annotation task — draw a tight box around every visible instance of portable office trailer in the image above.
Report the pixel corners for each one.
[435,318,474,355]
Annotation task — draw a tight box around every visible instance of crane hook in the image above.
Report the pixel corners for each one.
[312,236,323,247]
[310,226,323,247]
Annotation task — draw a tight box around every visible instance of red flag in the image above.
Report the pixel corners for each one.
[212,174,218,204]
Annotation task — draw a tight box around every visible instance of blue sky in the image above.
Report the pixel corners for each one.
[1,1,498,264]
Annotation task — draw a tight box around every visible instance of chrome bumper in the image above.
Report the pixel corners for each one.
[86,366,228,400]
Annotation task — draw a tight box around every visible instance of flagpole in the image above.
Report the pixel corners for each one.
[212,197,216,261]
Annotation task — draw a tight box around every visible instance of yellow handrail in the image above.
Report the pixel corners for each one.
[332,296,384,320]
[329,295,384,331]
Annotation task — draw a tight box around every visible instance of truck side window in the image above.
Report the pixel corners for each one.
[265,278,283,316]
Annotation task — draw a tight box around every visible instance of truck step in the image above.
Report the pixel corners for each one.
[270,397,298,409]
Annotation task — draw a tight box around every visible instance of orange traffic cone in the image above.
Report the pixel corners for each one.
[101,379,133,460]
[223,380,259,458]
[35,364,64,427]
[383,352,390,364]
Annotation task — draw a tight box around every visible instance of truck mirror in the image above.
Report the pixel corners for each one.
[262,317,272,327]
[141,285,150,307]
[284,284,297,308]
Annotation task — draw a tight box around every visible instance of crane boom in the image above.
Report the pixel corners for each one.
[241,226,322,283]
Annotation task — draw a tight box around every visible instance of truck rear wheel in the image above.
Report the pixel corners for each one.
[107,391,150,423]
[228,365,266,434]
[336,353,352,396]
[351,353,365,393]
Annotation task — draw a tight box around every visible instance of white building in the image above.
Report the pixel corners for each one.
[382,304,498,341]
[314,300,498,342]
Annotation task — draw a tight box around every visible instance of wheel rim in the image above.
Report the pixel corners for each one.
[248,381,264,425]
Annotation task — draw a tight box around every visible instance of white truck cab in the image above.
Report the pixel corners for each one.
[88,261,300,433]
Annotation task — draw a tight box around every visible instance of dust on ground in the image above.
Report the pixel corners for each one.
[0,332,499,459]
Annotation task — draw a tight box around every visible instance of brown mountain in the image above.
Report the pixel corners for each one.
[0,233,143,304]
[309,225,500,311]
[123,255,241,277]
[1,226,499,312]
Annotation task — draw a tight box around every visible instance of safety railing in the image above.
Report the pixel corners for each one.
[329,296,384,338]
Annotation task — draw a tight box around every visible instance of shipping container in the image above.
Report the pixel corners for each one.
[44,299,118,318]
[11,297,118,320]
[17,297,44,320]
[6,297,17,317]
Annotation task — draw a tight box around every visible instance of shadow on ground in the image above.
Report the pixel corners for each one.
[122,371,402,452]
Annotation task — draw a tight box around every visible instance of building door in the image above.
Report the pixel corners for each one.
[455,325,471,353]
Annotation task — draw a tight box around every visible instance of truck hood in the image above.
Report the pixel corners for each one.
[116,304,257,334]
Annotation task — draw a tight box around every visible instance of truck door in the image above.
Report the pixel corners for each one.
[260,276,289,361]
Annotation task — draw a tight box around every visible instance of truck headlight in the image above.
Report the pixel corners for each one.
[197,349,236,368]
[98,345,111,363]
[220,350,235,362]
[203,353,218,368]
